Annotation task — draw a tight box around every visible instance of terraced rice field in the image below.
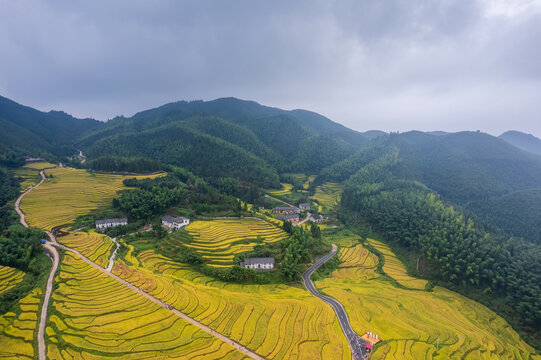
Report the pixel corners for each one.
[266,183,293,196]
[366,238,427,290]
[14,162,56,192]
[111,249,349,359]
[20,167,164,229]
[310,183,341,209]
[334,245,379,280]
[0,265,24,294]
[0,288,41,358]
[48,252,244,359]
[57,231,114,268]
[316,243,539,359]
[165,219,288,267]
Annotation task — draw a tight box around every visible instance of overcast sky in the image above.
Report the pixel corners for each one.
[1,0,541,137]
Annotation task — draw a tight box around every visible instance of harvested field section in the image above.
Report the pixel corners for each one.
[20,167,163,229]
[0,265,24,294]
[112,249,349,360]
[48,252,244,359]
[0,288,41,359]
[316,243,538,359]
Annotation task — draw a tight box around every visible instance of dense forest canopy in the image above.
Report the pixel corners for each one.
[340,148,541,346]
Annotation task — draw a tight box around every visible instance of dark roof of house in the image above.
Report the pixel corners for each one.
[95,218,127,225]
[278,214,300,220]
[299,203,310,207]
[162,215,189,223]
[240,257,275,265]
[310,214,323,220]
[273,206,298,211]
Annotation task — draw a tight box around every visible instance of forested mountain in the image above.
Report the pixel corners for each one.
[339,147,541,346]
[500,130,541,156]
[79,97,368,184]
[0,95,100,156]
[321,131,541,243]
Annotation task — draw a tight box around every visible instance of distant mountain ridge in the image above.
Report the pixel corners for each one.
[499,130,541,156]
[77,97,369,185]
[0,95,100,156]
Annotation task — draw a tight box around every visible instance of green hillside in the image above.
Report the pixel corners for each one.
[0,95,100,156]
[500,130,541,156]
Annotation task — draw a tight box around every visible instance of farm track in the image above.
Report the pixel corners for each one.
[15,169,60,360]
[302,244,367,360]
[50,239,265,360]
[15,168,265,360]
[105,235,120,271]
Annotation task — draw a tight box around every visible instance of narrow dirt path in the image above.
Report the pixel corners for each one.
[295,212,311,227]
[49,239,265,360]
[15,170,46,227]
[14,169,60,360]
[105,235,120,272]
[265,194,296,208]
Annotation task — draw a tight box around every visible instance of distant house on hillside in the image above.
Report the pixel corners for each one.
[162,215,190,229]
[298,203,311,210]
[95,218,128,229]
[24,156,45,163]
[272,206,299,214]
[278,214,300,224]
[309,214,324,223]
[240,257,275,270]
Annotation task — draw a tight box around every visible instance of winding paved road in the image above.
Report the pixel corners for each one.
[302,244,368,360]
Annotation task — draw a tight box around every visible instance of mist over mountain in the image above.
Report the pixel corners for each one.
[500,130,541,156]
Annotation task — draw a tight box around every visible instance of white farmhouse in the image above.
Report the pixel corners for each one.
[240,257,275,270]
[309,214,324,223]
[298,203,311,210]
[95,218,128,229]
[162,215,190,229]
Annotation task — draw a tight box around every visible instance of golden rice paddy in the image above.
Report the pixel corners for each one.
[56,231,114,268]
[0,265,24,294]
[310,183,341,209]
[366,238,428,290]
[14,161,56,192]
[265,183,293,196]
[0,288,41,359]
[316,242,539,359]
[111,250,349,360]
[20,167,164,230]
[164,219,288,267]
[48,252,245,359]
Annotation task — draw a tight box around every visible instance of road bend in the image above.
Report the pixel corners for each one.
[302,244,368,360]
[105,235,120,271]
[49,240,265,360]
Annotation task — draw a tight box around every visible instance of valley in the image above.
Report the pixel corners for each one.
[1,161,538,359]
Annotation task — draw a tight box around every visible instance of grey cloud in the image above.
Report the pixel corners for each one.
[0,0,540,138]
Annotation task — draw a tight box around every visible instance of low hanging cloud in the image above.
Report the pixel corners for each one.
[0,0,540,137]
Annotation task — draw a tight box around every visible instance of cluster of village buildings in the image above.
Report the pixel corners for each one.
[93,202,323,272]
[272,203,325,225]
